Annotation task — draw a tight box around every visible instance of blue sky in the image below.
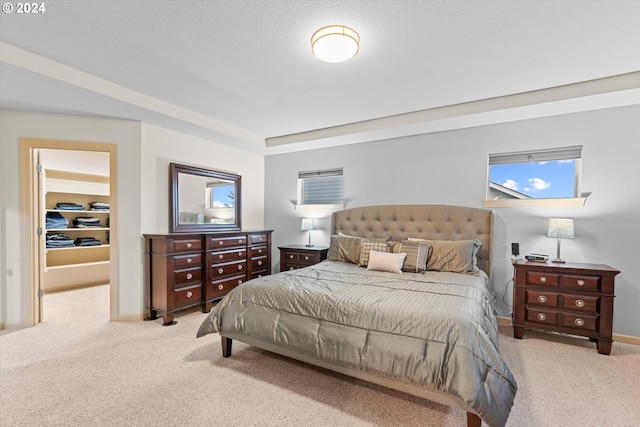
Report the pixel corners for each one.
[211,184,235,207]
[489,160,575,198]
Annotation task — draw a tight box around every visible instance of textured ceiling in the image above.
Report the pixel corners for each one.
[1,1,639,154]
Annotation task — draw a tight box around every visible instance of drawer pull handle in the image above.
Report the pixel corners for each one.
[537,295,547,303]
[186,291,193,298]
[237,265,243,270]
[575,318,585,327]
[576,279,585,286]
[540,276,547,283]
[187,243,192,248]
[218,284,224,291]
[186,273,193,280]
[238,252,244,257]
[575,299,585,308]
[257,274,262,278]
[186,258,192,264]
[289,255,294,259]
[537,313,546,321]
[289,267,295,271]
[258,249,263,254]
[258,260,263,266]
[304,256,309,260]
[239,239,243,244]
[219,254,224,260]
[218,241,224,246]
[238,279,243,285]
[218,268,224,274]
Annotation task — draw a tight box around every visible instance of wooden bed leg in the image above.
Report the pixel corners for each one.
[221,336,232,358]
[466,412,481,427]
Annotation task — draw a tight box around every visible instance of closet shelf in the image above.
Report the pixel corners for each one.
[46,244,110,251]
[46,227,110,232]
[46,260,110,270]
[46,209,110,214]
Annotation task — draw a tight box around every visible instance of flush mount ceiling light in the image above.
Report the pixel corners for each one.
[311,25,360,63]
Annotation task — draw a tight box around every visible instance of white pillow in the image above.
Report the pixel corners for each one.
[366,250,406,274]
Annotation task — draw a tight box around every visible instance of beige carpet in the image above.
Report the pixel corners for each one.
[1,285,639,427]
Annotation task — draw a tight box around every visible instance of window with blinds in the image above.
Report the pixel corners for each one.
[298,168,343,205]
[488,146,582,200]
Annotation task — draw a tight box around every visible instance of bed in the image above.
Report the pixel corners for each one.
[197,204,517,427]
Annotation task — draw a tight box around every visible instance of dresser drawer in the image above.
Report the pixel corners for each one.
[525,307,558,326]
[211,261,247,279]
[209,248,246,264]
[561,312,598,333]
[250,234,269,244]
[525,289,559,307]
[174,267,202,288]
[561,294,599,313]
[173,253,202,268]
[174,238,203,253]
[526,271,559,286]
[282,251,300,262]
[251,270,268,279]
[561,274,600,292]
[209,275,245,298]
[251,245,268,257]
[252,256,268,270]
[208,235,247,249]
[280,262,299,272]
[174,285,202,308]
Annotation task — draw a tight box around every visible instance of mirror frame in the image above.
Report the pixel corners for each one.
[169,162,242,233]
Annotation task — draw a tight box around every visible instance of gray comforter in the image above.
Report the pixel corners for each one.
[197,260,517,427]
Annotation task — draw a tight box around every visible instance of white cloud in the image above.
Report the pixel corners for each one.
[502,179,519,190]
[528,177,551,191]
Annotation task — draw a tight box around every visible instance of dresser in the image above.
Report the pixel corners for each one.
[512,260,620,355]
[279,244,329,272]
[144,230,272,325]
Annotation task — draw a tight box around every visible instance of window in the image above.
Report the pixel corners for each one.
[297,168,343,205]
[485,146,585,208]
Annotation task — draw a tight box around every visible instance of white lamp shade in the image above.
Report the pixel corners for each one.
[311,25,360,63]
[301,218,320,231]
[546,218,575,239]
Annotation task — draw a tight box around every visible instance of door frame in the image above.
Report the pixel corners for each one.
[20,138,118,324]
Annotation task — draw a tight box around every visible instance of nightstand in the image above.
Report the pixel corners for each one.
[512,260,620,355]
[279,244,329,272]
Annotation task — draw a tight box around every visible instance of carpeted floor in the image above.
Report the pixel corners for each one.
[1,285,639,426]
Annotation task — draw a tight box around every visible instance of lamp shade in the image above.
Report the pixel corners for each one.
[546,218,575,239]
[311,25,360,63]
[301,218,320,231]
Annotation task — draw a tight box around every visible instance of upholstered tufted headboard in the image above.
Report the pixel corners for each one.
[331,204,494,279]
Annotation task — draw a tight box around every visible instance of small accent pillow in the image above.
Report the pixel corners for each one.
[328,234,364,264]
[407,238,481,274]
[392,241,430,273]
[358,240,391,267]
[366,250,406,274]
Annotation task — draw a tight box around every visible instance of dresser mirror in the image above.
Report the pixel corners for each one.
[170,163,241,232]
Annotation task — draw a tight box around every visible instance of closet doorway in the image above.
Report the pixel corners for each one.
[20,138,118,325]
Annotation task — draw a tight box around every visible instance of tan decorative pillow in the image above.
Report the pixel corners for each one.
[328,234,364,264]
[407,238,481,274]
[366,250,406,274]
[392,241,430,273]
[359,240,391,267]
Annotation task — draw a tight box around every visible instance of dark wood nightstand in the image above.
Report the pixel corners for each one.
[279,244,329,272]
[513,260,620,355]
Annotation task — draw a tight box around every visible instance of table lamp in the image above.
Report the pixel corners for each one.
[546,218,574,263]
[301,218,320,247]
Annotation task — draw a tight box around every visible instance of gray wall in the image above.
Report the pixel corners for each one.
[265,105,640,337]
